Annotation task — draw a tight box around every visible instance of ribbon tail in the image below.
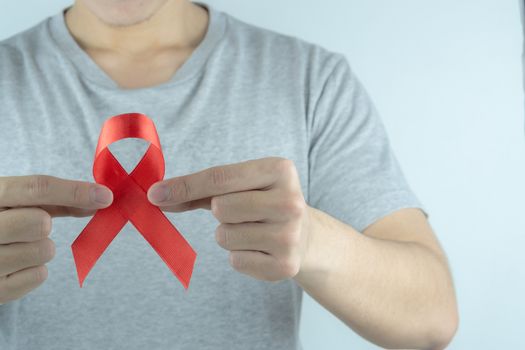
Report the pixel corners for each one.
[128,203,196,289]
[71,206,127,287]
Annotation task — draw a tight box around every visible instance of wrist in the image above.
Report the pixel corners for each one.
[294,207,336,285]
[294,207,362,288]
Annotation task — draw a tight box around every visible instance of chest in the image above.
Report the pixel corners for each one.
[0,74,310,196]
[86,48,194,89]
[0,64,308,339]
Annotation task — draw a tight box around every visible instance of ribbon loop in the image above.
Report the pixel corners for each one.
[72,113,196,289]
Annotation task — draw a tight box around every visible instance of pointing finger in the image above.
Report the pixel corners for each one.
[147,157,293,206]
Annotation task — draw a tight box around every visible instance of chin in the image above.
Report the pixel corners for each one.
[81,0,171,27]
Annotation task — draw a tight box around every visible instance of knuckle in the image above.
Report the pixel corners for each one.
[33,265,48,284]
[229,253,245,271]
[27,175,52,200]
[280,195,306,218]
[172,178,191,202]
[222,229,232,248]
[210,196,223,220]
[247,191,259,209]
[35,209,52,239]
[215,225,227,247]
[278,257,300,278]
[36,238,55,262]
[0,247,17,270]
[278,228,301,249]
[72,182,85,205]
[274,158,295,175]
[209,166,231,189]
[3,210,19,233]
[223,231,232,249]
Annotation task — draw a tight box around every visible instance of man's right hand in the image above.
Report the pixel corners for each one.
[0,175,113,304]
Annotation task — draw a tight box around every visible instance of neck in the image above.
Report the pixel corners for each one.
[65,0,209,56]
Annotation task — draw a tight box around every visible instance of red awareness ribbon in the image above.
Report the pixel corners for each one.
[71,113,196,289]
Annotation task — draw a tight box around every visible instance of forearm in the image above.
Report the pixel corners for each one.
[294,207,458,349]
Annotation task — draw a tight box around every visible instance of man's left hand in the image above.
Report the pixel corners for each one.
[147,157,311,281]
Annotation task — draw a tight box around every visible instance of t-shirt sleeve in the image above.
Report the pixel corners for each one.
[307,53,425,232]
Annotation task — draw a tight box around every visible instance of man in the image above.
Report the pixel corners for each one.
[0,1,458,349]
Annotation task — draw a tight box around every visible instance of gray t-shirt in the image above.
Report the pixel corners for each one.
[0,2,422,349]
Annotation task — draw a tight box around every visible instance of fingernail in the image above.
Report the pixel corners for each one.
[148,184,169,204]
[91,185,113,205]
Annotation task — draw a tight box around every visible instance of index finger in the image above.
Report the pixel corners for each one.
[147,157,294,206]
[0,175,113,209]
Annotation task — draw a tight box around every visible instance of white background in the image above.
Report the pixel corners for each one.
[1,1,524,348]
